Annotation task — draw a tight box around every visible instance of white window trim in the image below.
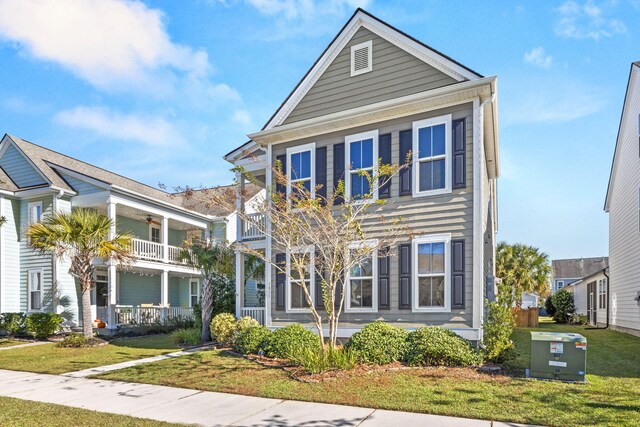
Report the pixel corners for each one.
[350,40,373,77]
[412,114,452,198]
[149,223,161,243]
[27,268,44,312]
[286,246,315,313]
[345,130,379,202]
[557,280,564,290]
[189,279,200,308]
[345,240,378,313]
[412,233,451,313]
[286,142,316,201]
[28,201,43,225]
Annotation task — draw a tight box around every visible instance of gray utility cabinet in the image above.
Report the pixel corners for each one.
[530,332,587,382]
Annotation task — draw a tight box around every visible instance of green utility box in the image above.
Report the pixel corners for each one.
[530,332,587,382]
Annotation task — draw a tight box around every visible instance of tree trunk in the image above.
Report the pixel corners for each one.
[200,277,214,342]
[81,276,93,338]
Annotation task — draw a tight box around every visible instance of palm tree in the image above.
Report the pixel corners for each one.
[27,209,133,338]
[496,242,551,307]
[181,240,235,342]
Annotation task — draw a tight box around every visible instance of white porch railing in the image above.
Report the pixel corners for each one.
[129,238,195,266]
[114,305,194,325]
[241,213,266,241]
[240,307,265,325]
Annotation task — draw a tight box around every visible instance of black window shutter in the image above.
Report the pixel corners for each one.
[378,133,392,199]
[398,243,411,309]
[315,254,324,310]
[275,154,287,196]
[452,119,466,189]
[316,146,327,204]
[333,143,345,205]
[399,130,412,196]
[451,239,465,309]
[378,247,390,309]
[275,253,286,310]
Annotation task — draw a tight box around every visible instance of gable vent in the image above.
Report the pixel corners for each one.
[350,40,372,77]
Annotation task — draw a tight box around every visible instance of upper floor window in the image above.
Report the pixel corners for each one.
[287,143,315,200]
[413,234,451,312]
[150,225,161,243]
[287,247,314,312]
[28,201,43,225]
[413,115,451,197]
[345,130,378,200]
[345,241,378,312]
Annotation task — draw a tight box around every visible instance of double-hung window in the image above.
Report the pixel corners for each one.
[413,234,451,312]
[287,247,314,311]
[413,115,451,197]
[286,143,315,200]
[346,130,378,200]
[150,225,161,243]
[190,280,200,307]
[345,241,377,312]
[598,279,606,309]
[28,201,43,225]
[28,269,43,311]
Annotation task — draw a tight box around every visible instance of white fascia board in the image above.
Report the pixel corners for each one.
[109,194,210,229]
[263,10,479,130]
[250,77,496,146]
[47,163,112,190]
[224,140,262,163]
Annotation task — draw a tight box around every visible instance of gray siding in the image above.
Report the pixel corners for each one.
[0,144,46,188]
[271,103,475,329]
[59,173,104,195]
[608,65,640,332]
[283,27,459,125]
[2,198,21,311]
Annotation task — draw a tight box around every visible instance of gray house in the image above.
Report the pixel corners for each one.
[551,257,608,294]
[225,9,500,342]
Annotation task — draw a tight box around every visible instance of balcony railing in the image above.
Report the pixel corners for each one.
[113,305,194,326]
[129,238,195,266]
[240,307,265,325]
[241,213,266,241]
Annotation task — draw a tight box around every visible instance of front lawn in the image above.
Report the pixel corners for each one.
[0,334,179,374]
[96,321,640,427]
[0,396,183,427]
[0,339,30,348]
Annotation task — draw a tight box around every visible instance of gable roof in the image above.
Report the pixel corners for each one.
[605,61,640,211]
[262,8,483,130]
[552,257,609,280]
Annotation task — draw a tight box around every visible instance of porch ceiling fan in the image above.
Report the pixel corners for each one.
[144,215,161,226]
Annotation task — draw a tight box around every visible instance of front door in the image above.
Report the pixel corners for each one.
[587,282,597,326]
[93,273,109,322]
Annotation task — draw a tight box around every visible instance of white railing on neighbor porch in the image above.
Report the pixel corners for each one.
[114,305,194,326]
[241,213,266,241]
[129,238,195,266]
[241,307,265,325]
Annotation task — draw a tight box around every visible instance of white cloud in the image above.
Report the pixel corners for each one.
[54,106,184,147]
[524,47,553,69]
[0,0,212,92]
[555,0,626,40]
[232,109,254,128]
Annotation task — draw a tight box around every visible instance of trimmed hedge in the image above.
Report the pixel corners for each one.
[234,326,271,355]
[25,313,63,339]
[264,324,320,359]
[405,326,483,367]
[346,321,408,365]
[210,313,237,346]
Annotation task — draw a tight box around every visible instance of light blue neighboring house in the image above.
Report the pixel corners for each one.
[0,134,229,329]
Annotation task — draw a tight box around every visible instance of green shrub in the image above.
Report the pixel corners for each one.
[545,296,556,317]
[286,345,359,374]
[234,326,271,354]
[57,333,88,348]
[264,324,320,359]
[346,321,408,365]
[483,302,516,362]
[210,313,237,346]
[551,289,575,323]
[236,316,260,334]
[25,313,63,339]
[570,313,588,325]
[0,313,27,336]
[171,328,201,346]
[405,327,483,367]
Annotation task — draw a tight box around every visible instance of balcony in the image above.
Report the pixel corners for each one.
[241,212,266,241]
[129,238,195,266]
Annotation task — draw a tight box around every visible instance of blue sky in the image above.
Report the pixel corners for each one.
[1,0,639,260]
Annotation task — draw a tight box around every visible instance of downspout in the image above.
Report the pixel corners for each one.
[602,267,610,329]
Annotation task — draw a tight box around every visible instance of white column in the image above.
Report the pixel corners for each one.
[161,270,169,307]
[235,172,244,242]
[235,251,243,318]
[107,200,118,328]
[0,196,5,313]
[265,144,272,327]
[161,216,169,262]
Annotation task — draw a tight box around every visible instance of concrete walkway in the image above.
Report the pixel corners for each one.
[62,346,212,378]
[0,341,52,351]
[0,369,540,427]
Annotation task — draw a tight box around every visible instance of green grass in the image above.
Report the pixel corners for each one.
[0,335,179,374]
[0,339,30,348]
[97,320,640,427]
[0,396,183,426]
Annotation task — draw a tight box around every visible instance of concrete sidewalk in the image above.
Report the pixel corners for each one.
[0,369,540,427]
[0,341,51,351]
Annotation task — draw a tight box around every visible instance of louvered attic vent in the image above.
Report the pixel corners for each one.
[350,40,372,76]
